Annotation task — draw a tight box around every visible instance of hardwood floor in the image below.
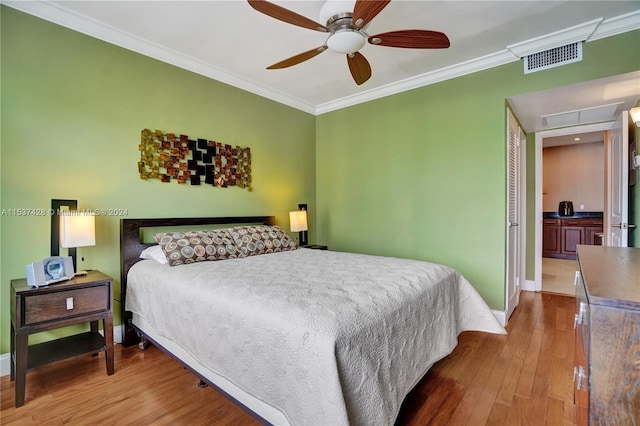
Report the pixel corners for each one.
[398,291,576,425]
[1,291,576,425]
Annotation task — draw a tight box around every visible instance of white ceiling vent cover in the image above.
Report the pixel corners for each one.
[524,42,582,74]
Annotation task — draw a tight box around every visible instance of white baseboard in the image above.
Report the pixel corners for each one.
[492,310,507,327]
[113,324,123,344]
[0,325,123,377]
[522,279,538,292]
[0,353,9,378]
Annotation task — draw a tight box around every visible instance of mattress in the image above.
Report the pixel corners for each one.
[126,248,505,425]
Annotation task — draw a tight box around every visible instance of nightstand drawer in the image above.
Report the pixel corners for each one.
[23,285,109,325]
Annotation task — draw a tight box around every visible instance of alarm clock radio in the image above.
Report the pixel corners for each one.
[26,256,74,288]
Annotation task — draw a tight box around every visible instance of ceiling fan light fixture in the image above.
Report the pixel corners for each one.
[319,0,356,25]
[327,30,365,54]
[249,0,450,85]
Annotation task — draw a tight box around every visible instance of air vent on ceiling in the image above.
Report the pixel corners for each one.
[524,42,582,74]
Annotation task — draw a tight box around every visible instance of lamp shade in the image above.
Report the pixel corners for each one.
[60,213,96,248]
[327,30,366,54]
[289,210,308,232]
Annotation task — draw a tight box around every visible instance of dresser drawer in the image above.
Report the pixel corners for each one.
[23,285,109,325]
[574,271,590,360]
[574,330,589,425]
[581,219,602,227]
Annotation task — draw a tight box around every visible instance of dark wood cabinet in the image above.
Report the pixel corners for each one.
[542,219,560,257]
[574,246,640,425]
[584,226,603,245]
[543,217,602,259]
[561,226,584,256]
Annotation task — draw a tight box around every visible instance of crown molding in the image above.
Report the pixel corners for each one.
[588,10,640,41]
[506,19,602,58]
[315,49,518,114]
[3,1,638,116]
[318,11,639,114]
[1,0,317,114]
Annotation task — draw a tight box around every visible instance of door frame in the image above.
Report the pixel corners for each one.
[605,111,630,246]
[532,121,615,292]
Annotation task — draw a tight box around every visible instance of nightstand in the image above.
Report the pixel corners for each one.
[302,244,328,250]
[10,270,114,407]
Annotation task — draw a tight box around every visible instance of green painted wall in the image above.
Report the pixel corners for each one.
[0,8,316,353]
[316,30,640,311]
[1,6,638,357]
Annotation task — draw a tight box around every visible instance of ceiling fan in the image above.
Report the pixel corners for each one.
[247,0,450,85]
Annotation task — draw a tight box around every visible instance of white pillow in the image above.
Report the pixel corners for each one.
[140,245,169,265]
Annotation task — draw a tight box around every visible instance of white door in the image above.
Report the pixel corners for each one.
[605,111,629,246]
[506,109,521,320]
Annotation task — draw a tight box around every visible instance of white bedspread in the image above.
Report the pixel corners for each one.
[126,248,505,425]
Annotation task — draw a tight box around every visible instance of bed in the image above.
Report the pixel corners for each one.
[120,216,505,425]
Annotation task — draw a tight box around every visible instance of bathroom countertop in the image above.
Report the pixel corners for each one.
[543,211,603,219]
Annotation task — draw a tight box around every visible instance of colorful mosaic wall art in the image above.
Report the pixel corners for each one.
[138,129,252,190]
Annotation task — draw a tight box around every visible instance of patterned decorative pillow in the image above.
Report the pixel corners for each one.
[154,229,240,266]
[229,225,298,257]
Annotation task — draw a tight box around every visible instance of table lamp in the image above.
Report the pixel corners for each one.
[289,208,308,246]
[60,212,96,275]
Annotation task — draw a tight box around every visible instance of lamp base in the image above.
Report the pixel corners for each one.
[299,230,308,246]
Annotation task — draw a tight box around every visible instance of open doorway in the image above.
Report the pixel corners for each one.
[533,121,618,292]
[508,71,639,295]
[540,131,605,295]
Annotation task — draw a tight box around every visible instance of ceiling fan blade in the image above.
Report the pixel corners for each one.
[248,0,328,32]
[368,30,450,48]
[347,52,372,85]
[352,0,391,29]
[267,46,328,69]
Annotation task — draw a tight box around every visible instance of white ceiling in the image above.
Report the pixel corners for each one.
[509,71,640,133]
[4,1,640,118]
[542,131,604,148]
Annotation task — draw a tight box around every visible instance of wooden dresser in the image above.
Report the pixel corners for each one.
[574,245,640,425]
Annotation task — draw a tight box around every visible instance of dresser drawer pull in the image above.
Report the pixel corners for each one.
[574,365,586,390]
[66,297,74,310]
[574,302,588,329]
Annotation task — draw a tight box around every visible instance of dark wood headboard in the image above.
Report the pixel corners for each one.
[120,216,275,347]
